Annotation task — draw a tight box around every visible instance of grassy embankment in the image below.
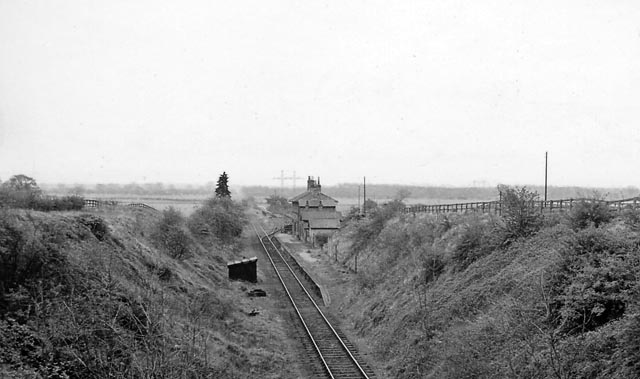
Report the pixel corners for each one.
[330,189,640,378]
[0,197,291,378]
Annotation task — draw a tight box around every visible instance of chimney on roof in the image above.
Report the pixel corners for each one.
[306,176,321,193]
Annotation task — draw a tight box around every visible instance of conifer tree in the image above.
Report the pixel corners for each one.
[215,171,231,198]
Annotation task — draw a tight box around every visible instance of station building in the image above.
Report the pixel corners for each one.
[289,176,341,245]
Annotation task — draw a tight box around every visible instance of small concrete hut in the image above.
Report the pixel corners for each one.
[227,257,258,283]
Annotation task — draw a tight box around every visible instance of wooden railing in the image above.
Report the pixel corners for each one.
[126,202,157,211]
[83,199,119,208]
[405,197,640,215]
[83,199,157,211]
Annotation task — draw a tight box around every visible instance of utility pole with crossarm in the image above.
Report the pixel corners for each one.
[272,170,304,194]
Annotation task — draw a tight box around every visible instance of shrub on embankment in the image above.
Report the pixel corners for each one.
[0,204,287,378]
[150,197,247,260]
[331,188,640,378]
[188,197,247,246]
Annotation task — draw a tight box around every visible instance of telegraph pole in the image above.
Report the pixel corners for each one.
[363,176,367,217]
[278,170,285,193]
[291,170,301,191]
[544,152,548,202]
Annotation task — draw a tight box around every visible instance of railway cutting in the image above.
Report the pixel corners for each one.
[252,224,376,379]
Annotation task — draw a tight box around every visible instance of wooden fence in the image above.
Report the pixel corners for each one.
[83,199,157,211]
[405,197,640,215]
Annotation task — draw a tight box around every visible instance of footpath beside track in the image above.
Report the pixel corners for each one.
[252,224,375,379]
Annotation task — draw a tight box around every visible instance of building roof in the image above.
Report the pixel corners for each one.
[227,257,258,266]
[290,191,338,207]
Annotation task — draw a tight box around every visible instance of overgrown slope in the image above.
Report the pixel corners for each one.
[0,206,289,378]
[330,198,640,378]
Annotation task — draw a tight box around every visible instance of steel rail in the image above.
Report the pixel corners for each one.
[253,224,370,379]
[259,225,370,378]
[252,224,335,378]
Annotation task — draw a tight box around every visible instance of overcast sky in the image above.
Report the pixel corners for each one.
[1,1,639,187]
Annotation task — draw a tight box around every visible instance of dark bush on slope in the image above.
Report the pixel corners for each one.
[450,216,504,272]
[568,197,613,230]
[351,199,406,252]
[151,207,192,259]
[498,185,543,241]
[548,227,636,334]
[188,197,246,244]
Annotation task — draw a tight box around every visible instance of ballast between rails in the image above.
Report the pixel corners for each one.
[252,224,333,377]
[252,224,371,379]
[260,228,369,378]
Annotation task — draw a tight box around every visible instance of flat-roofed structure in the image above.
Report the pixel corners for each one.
[227,257,258,283]
[290,176,341,245]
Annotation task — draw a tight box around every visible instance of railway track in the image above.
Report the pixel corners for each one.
[252,224,375,379]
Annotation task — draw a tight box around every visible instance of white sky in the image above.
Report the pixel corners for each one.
[1,0,639,187]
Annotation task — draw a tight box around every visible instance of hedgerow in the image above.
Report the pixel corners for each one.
[0,175,84,211]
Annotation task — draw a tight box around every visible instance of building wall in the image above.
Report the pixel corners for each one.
[299,208,339,221]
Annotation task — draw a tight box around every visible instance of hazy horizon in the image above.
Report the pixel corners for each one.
[34,179,639,191]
